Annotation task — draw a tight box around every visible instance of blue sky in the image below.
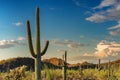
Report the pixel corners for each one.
[0,0,120,63]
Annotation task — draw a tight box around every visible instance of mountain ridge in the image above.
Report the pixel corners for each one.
[0,57,119,72]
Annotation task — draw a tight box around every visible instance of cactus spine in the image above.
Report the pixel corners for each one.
[62,51,67,80]
[26,7,49,80]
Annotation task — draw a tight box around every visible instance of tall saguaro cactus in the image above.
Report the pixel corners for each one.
[26,7,49,80]
[62,51,67,80]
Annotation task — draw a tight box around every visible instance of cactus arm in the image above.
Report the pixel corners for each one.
[36,7,40,56]
[26,20,37,58]
[41,40,49,56]
[64,51,67,66]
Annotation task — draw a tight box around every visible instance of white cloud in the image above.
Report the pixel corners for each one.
[94,40,120,58]
[86,14,106,23]
[86,7,120,22]
[109,29,120,36]
[12,22,23,26]
[51,39,88,53]
[86,0,120,36]
[17,37,26,40]
[67,40,120,63]
[0,40,25,49]
[107,21,120,36]
[87,4,120,23]
[52,39,87,49]
[108,21,120,30]
[94,0,117,9]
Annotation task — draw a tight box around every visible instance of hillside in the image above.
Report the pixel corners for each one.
[0,57,120,72]
[0,57,59,72]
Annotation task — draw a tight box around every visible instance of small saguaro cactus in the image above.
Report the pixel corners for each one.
[98,59,101,71]
[62,51,67,80]
[98,59,100,68]
[26,7,49,80]
[108,60,111,79]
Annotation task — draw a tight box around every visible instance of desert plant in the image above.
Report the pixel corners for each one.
[3,65,27,80]
[98,59,100,69]
[43,64,62,80]
[26,7,49,80]
[108,60,111,78]
[62,51,67,80]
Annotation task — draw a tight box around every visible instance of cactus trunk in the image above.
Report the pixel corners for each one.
[63,51,67,80]
[26,7,49,80]
[98,59,100,68]
[108,60,110,79]
[35,57,41,80]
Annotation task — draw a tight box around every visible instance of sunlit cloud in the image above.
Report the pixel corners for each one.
[57,49,66,53]
[17,37,26,41]
[109,30,120,36]
[68,40,120,63]
[51,39,88,49]
[0,40,25,49]
[68,53,97,63]
[68,54,117,63]
[94,40,120,58]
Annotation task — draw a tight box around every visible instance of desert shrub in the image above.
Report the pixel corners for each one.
[44,65,62,80]
[3,65,27,80]
[67,69,80,78]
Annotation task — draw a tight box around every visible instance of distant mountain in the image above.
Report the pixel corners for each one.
[43,57,63,66]
[0,57,34,72]
[100,58,120,68]
[0,57,59,72]
[0,57,120,72]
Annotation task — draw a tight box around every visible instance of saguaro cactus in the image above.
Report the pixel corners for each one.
[98,59,100,68]
[62,51,67,80]
[108,60,110,79]
[26,7,49,80]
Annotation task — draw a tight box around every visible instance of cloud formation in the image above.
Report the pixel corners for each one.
[86,0,120,36]
[12,22,23,26]
[52,39,88,49]
[86,14,106,23]
[94,40,120,58]
[51,40,89,52]
[17,37,26,41]
[0,40,25,49]
[68,40,120,63]
[68,53,97,63]
[108,21,120,36]
[94,0,117,9]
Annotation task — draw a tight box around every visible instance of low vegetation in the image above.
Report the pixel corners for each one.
[1,57,120,80]
[0,65,119,80]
